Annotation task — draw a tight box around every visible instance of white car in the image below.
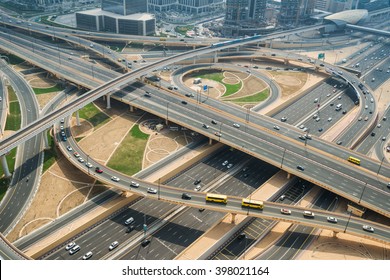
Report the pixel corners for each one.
[85,162,93,168]
[147,187,157,194]
[130,181,140,188]
[233,123,240,128]
[222,160,228,166]
[362,225,374,233]
[65,242,76,251]
[280,208,291,215]
[273,125,280,130]
[194,185,201,191]
[82,251,93,260]
[111,176,120,182]
[69,245,80,255]
[303,211,315,218]
[109,241,119,251]
[78,157,85,163]
[66,146,73,151]
[227,163,233,169]
[327,216,338,223]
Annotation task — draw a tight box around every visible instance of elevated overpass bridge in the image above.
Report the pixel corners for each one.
[0,32,389,220]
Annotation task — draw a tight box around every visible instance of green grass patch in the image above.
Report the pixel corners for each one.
[0,148,17,202]
[227,88,270,103]
[76,102,110,128]
[195,71,242,97]
[42,131,57,173]
[222,81,242,97]
[5,54,25,65]
[107,124,149,176]
[0,178,10,201]
[5,101,21,131]
[175,25,194,36]
[40,16,76,29]
[7,86,17,102]
[33,84,64,95]
[75,137,84,142]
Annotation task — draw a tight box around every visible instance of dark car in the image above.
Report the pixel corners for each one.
[126,226,135,233]
[95,167,103,173]
[194,179,201,185]
[181,101,187,105]
[141,239,151,247]
[181,193,192,200]
[297,165,304,171]
[237,233,246,240]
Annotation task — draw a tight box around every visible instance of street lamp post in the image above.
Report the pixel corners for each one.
[358,182,368,204]
[280,148,286,168]
[166,103,169,122]
[158,178,161,200]
[377,156,385,177]
[87,154,90,175]
[343,211,352,233]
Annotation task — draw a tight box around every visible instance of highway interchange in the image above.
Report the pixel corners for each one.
[1,11,390,259]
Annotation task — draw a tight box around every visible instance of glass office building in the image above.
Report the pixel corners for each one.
[102,0,148,15]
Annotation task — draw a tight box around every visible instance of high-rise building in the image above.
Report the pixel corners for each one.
[279,0,316,26]
[102,0,148,15]
[225,0,267,25]
[77,0,155,35]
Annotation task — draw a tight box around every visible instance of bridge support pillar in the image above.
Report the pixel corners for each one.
[76,110,81,126]
[1,155,11,178]
[230,213,237,224]
[43,130,50,150]
[286,173,291,179]
[213,52,218,63]
[209,138,213,145]
[129,105,134,112]
[106,94,111,109]
[193,45,196,50]
[283,59,288,65]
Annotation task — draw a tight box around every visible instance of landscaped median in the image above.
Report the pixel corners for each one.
[107,124,149,176]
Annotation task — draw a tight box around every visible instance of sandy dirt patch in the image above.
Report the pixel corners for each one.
[224,75,268,100]
[35,92,59,109]
[28,75,57,88]
[6,152,98,242]
[268,71,308,98]
[182,77,224,98]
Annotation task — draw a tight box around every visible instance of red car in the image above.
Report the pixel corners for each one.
[95,167,103,173]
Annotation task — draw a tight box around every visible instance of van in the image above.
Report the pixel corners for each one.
[69,245,80,255]
[181,193,192,200]
[125,217,134,225]
[335,104,342,111]
[303,211,315,218]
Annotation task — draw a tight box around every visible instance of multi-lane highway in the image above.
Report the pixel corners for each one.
[1,18,390,260]
[1,29,389,221]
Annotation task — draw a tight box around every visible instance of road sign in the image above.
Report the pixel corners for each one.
[318,53,325,59]
[143,224,147,232]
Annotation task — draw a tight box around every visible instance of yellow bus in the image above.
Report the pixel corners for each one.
[159,37,167,41]
[205,193,227,204]
[242,198,264,209]
[348,156,360,165]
